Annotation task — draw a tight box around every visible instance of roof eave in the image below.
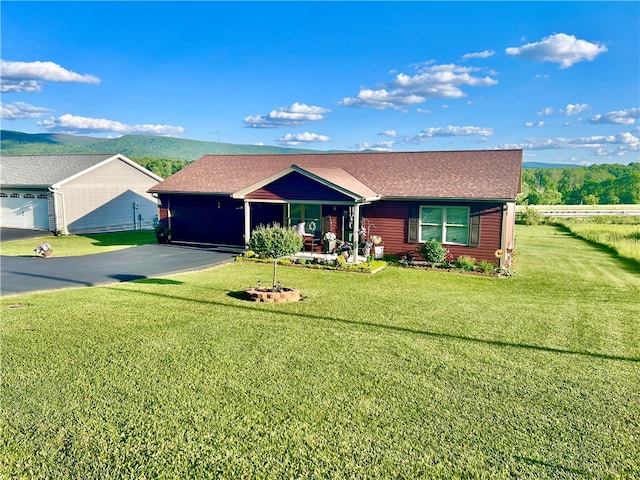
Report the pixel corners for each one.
[149,189,234,196]
[383,196,517,202]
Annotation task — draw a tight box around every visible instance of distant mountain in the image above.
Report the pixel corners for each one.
[0,130,323,161]
[1,130,583,169]
[522,162,582,169]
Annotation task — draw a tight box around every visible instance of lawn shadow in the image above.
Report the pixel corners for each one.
[227,290,250,300]
[514,455,587,476]
[108,285,640,364]
[109,274,183,285]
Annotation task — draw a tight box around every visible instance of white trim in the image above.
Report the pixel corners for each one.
[419,205,471,245]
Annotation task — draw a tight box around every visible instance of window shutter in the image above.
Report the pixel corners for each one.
[469,212,480,247]
[408,206,419,243]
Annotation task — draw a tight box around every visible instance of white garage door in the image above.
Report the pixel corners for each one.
[0,192,50,230]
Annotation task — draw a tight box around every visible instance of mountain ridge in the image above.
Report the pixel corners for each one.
[1,130,582,168]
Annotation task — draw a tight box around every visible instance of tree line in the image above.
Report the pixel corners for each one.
[519,163,640,205]
[132,157,188,179]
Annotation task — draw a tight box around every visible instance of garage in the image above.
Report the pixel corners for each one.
[168,194,244,246]
[1,154,163,234]
[0,191,50,230]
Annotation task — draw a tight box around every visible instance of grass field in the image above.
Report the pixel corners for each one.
[554,217,640,264]
[1,225,639,478]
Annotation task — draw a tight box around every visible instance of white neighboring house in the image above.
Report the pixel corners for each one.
[1,154,163,234]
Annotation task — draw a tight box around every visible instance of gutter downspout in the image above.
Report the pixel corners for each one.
[48,187,68,235]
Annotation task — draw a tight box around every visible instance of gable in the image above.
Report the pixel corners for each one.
[1,154,162,188]
[245,171,358,202]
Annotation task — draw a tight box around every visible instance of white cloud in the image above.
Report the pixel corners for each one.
[340,63,497,110]
[378,130,396,137]
[536,107,554,116]
[505,33,607,68]
[525,121,544,128]
[589,108,640,125]
[406,125,494,143]
[461,50,495,60]
[275,132,331,146]
[498,131,639,155]
[244,102,331,128]
[1,60,100,93]
[37,113,186,136]
[353,141,395,152]
[1,101,54,119]
[561,103,590,116]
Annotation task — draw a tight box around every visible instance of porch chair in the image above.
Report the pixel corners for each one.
[303,230,322,252]
[297,222,321,253]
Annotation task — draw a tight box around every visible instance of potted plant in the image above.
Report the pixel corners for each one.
[154,223,171,243]
[336,240,352,259]
[34,242,53,258]
[323,232,337,253]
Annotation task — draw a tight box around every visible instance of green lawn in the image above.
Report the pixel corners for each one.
[1,225,639,478]
[0,230,156,257]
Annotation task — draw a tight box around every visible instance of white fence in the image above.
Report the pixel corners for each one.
[516,205,640,218]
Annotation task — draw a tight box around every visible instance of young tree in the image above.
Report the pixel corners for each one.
[248,224,303,289]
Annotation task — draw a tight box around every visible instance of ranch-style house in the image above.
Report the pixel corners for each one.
[148,149,522,266]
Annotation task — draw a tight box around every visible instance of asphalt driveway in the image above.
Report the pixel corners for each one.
[1,238,237,296]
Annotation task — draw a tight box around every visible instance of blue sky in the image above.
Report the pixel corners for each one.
[1,1,638,165]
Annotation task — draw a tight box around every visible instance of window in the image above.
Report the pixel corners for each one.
[420,206,470,245]
[289,203,321,233]
[38,194,48,199]
[10,193,20,198]
[24,194,35,198]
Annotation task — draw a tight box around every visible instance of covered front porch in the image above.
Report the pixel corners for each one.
[232,164,382,263]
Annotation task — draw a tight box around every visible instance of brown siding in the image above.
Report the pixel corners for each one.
[247,172,353,202]
[362,200,504,264]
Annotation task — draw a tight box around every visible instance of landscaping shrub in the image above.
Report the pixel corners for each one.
[420,239,448,263]
[248,224,302,288]
[454,255,476,271]
[476,259,495,274]
[518,205,544,225]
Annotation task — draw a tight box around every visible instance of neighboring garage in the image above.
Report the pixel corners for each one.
[0,191,50,229]
[1,154,163,234]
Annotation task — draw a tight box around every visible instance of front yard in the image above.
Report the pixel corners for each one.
[1,225,639,478]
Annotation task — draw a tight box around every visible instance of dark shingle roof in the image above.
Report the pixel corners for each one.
[149,150,522,200]
[1,154,161,187]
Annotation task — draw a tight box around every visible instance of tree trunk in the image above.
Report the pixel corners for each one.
[273,258,278,289]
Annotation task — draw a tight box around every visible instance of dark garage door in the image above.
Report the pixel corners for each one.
[169,196,244,246]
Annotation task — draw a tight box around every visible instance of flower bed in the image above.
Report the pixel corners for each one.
[236,253,387,274]
[244,287,301,303]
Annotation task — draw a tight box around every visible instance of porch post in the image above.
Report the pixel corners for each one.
[244,200,251,249]
[352,203,360,263]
